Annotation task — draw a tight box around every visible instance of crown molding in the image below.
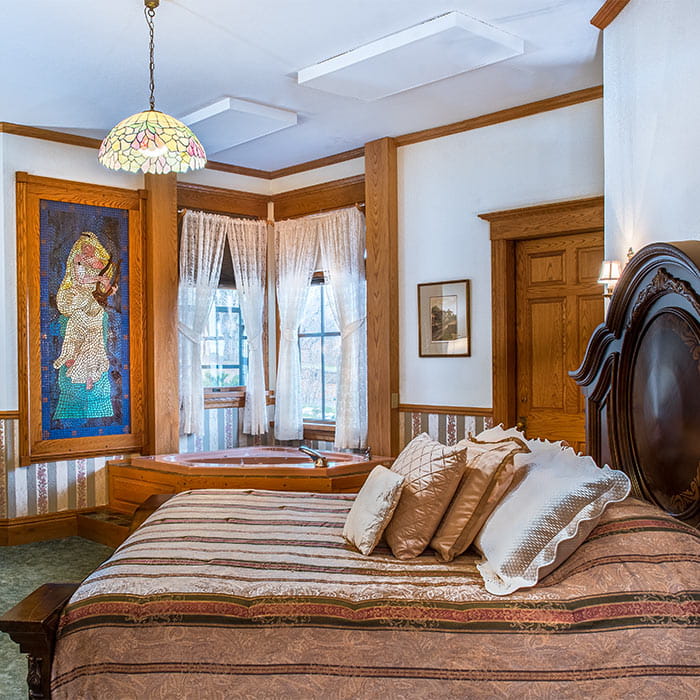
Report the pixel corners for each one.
[395,86,603,147]
[0,87,604,181]
[591,0,633,29]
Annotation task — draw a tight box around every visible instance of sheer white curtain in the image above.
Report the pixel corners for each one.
[274,218,318,440]
[319,207,367,448]
[178,210,227,435]
[226,218,268,435]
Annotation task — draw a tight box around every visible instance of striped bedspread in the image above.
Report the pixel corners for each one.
[52,490,700,699]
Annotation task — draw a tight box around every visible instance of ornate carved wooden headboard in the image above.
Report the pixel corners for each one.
[572,240,700,527]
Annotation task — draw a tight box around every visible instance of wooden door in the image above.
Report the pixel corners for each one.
[515,231,604,451]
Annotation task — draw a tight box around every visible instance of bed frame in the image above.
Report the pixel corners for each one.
[572,240,700,527]
[2,240,699,699]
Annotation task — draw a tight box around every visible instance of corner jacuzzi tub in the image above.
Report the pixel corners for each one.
[108,447,392,513]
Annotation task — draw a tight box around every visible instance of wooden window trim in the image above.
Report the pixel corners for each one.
[302,421,336,442]
[204,388,275,410]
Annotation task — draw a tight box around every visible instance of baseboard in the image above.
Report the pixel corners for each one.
[0,511,78,546]
[0,508,118,546]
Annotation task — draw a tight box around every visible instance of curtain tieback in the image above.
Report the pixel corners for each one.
[341,317,366,340]
[247,333,263,353]
[178,322,201,345]
[281,328,298,342]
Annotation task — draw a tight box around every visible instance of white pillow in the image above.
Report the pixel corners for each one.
[474,424,570,469]
[474,446,630,595]
[343,466,406,555]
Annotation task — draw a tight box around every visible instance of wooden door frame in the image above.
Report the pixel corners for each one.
[478,197,604,427]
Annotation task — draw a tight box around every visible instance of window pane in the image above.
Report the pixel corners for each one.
[323,284,339,333]
[322,333,341,421]
[299,336,323,420]
[201,288,247,388]
[300,284,322,334]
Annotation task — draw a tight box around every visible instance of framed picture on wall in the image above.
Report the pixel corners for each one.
[15,172,146,465]
[417,279,471,357]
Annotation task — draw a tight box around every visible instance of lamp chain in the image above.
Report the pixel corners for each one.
[145,4,156,111]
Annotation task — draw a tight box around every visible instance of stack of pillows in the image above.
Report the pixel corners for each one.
[343,425,631,595]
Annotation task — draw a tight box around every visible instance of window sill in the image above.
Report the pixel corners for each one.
[204,388,275,410]
[303,421,336,442]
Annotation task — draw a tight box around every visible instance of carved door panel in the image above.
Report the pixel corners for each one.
[515,231,604,452]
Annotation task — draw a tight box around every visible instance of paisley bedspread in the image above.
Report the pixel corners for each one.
[51,489,700,699]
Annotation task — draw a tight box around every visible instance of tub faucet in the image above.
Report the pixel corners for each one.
[299,445,328,468]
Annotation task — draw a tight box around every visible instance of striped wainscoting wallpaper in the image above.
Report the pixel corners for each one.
[0,418,117,519]
[398,410,493,448]
[1,407,491,520]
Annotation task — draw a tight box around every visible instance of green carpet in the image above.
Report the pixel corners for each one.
[0,537,114,700]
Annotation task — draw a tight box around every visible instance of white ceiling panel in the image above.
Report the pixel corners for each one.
[298,12,524,101]
[181,97,297,154]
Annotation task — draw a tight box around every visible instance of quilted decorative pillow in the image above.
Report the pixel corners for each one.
[384,433,467,560]
[343,466,406,556]
[430,437,529,562]
[474,446,631,595]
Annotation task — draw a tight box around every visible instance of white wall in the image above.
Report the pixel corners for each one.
[180,156,365,197]
[604,0,700,261]
[398,99,604,408]
[178,165,270,195]
[0,134,143,410]
[269,157,365,196]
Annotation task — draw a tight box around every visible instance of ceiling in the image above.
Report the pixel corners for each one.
[0,0,603,172]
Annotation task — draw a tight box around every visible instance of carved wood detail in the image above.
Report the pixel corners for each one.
[572,240,700,527]
[627,267,700,329]
[0,583,80,700]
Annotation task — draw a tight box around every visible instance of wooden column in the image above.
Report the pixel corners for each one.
[144,173,179,454]
[364,138,400,457]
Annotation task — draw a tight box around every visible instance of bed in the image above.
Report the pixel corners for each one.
[3,240,700,699]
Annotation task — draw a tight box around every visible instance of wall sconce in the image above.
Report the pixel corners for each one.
[598,259,622,298]
[597,248,634,298]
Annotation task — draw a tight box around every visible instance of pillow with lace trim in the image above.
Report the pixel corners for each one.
[474,446,630,595]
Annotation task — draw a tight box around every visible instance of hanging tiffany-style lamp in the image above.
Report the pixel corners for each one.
[98,0,206,174]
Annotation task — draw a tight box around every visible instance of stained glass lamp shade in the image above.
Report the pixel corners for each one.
[98,109,206,174]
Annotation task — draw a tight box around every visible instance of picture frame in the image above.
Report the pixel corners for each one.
[417,279,471,357]
[16,172,146,464]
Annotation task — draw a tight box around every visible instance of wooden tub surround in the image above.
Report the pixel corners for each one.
[108,447,392,514]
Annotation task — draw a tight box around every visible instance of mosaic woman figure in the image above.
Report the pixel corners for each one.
[53,232,118,419]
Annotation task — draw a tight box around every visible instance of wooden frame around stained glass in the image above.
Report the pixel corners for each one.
[16,172,146,465]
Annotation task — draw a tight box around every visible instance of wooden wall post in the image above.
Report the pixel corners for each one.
[144,173,179,454]
[364,138,400,457]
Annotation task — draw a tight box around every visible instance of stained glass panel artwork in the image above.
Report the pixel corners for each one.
[98,109,206,174]
[40,200,131,439]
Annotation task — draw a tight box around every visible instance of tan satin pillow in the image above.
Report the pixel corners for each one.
[430,437,529,562]
[343,466,406,556]
[384,433,467,560]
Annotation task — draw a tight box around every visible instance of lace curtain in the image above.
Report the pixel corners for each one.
[227,218,269,435]
[274,207,367,447]
[178,210,227,435]
[318,207,367,448]
[274,218,318,440]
